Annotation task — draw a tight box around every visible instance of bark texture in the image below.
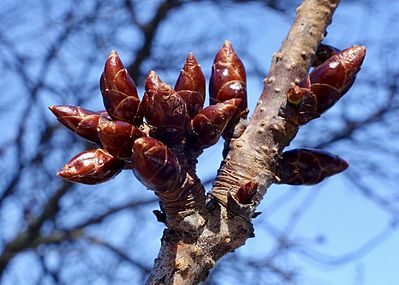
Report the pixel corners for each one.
[146,1,341,284]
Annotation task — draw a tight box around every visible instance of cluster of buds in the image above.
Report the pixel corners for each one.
[232,44,365,205]
[274,44,366,186]
[286,44,366,124]
[50,42,247,215]
[50,41,365,216]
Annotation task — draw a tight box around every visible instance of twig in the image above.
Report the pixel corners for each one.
[146,1,341,284]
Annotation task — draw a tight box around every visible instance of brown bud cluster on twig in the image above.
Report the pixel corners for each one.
[286,45,366,124]
[277,44,365,186]
[50,41,363,221]
[49,44,248,216]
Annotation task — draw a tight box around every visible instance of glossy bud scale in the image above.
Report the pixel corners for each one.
[175,53,205,118]
[277,148,349,185]
[100,50,140,124]
[287,45,366,124]
[57,149,123,184]
[310,45,366,96]
[142,71,190,144]
[210,41,247,116]
[191,98,241,147]
[49,105,102,144]
[131,137,182,191]
[235,181,258,204]
[97,117,144,161]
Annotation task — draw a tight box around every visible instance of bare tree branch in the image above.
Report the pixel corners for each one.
[147,1,341,284]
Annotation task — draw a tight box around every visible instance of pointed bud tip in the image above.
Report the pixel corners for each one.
[108,49,118,57]
[145,70,164,91]
[353,45,366,55]
[214,41,237,63]
[340,45,366,69]
[222,40,235,53]
[184,52,198,66]
[339,157,349,172]
[223,40,232,48]
[48,105,68,117]
[147,70,159,79]
[351,45,367,61]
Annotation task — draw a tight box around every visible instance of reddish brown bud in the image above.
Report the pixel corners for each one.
[96,110,111,119]
[287,84,344,124]
[277,148,349,185]
[57,149,123,184]
[287,86,310,105]
[210,41,247,116]
[49,105,102,144]
[310,45,366,95]
[175,53,206,118]
[101,50,140,124]
[312,44,340,67]
[191,98,241,147]
[235,181,258,204]
[142,71,190,144]
[97,117,144,161]
[131,137,181,191]
[287,46,366,124]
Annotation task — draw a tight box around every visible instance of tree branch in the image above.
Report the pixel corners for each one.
[146,0,341,284]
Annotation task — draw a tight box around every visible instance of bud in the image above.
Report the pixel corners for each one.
[287,45,366,123]
[49,105,102,144]
[100,50,140,124]
[310,45,366,96]
[131,137,182,191]
[175,53,205,118]
[312,44,340,67]
[277,148,349,185]
[235,181,258,204]
[57,149,123,184]
[191,98,241,147]
[142,71,190,144]
[97,117,144,161]
[209,41,247,116]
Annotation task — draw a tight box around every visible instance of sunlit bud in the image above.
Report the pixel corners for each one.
[209,41,247,116]
[49,105,102,144]
[97,117,144,161]
[100,50,141,124]
[131,137,182,191]
[191,98,241,147]
[175,52,206,118]
[142,71,190,144]
[57,149,123,184]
